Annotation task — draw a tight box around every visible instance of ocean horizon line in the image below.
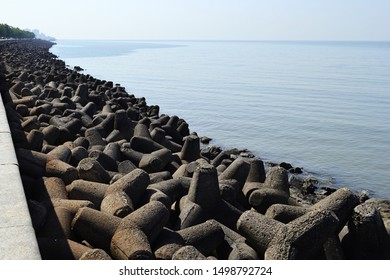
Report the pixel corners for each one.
[54,38,390,43]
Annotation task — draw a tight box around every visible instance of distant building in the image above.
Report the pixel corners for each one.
[25,28,56,41]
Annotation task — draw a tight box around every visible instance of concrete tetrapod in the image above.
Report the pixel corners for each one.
[265,187,360,230]
[236,210,284,256]
[177,162,243,230]
[121,144,172,173]
[67,168,149,216]
[72,201,169,259]
[37,238,112,260]
[172,246,207,260]
[142,177,188,208]
[238,188,361,259]
[178,134,200,163]
[342,203,390,259]
[237,208,340,259]
[264,209,339,259]
[110,200,170,259]
[246,166,293,214]
[77,158,111,184]
[153,219,225,259]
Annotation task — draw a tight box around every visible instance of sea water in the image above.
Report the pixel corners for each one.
[51,40,390,198]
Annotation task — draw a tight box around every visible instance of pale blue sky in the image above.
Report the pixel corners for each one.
[1,0,389,40]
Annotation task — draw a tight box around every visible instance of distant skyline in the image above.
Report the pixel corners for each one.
[2,0,390,41]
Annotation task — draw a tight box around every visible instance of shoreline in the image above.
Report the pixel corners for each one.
[1,39,389,260]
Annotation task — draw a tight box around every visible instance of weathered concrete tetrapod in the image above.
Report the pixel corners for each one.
[38,176,68,201]
[144,178,185,207]
[255,166,290,193]
[77,158,111,184]
[264,209,339,259]
[85,127,106,148]
[310,187,360,232]
[105,168,150,206]
[172,246,206,260]
[121,145,172,173]
[153,228,185,259]
[149,170,172,184]
[237,210,284,256]
[219,158,251,209]
[177,163,219,228]
[118,160,137,174]
[103,142,122,162]
[70,146,89,166]
[16,148,47,177]
[265,204,308,223]
[73,136,89,149]
[50,199,96,215]
[133,123,152,139]
[162,116,185,145]
[179,134,200,162]
[178,162,243,230]
[154,219,226,259]
[113,109,133,138]
[130,135,165,153]
[211,150,230,167]
[67,180,109,208]
[219,158,250,189]
[323,235,345,260]
[89,149,119,172]
[100,191,134,218]
[227,242,259,260]
[139,148,172,173]
[26,129,44,151]
[151,127,182,153]
[218,179,240,204]
[177,219,225,256]
[246,166,294,213]
[187,163,220,209]
[42,125,60,145]
[94,113,115,138]
[46,145,72,163]
[37,238,111,260]
[342,203,390,259]
[110,201,169,259]
[68,168,148,215]
[249,188,290,214]
[71,207,121,252]
[81,101,97,118]
[246,158,266,183]
[46,159,78,184]
[238,208,341,259]
[264,188,360,228]
[217,221,258,260]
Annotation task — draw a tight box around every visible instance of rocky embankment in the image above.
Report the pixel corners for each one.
[1,39,389,260]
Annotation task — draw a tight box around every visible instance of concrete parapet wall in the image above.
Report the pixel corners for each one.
[0,93,41,259]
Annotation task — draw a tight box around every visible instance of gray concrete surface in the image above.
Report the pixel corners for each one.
[0,94,41,259]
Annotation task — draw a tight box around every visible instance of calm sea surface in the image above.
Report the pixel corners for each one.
[51,40,390,198]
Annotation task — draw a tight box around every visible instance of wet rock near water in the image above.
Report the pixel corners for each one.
[1,39,389,260]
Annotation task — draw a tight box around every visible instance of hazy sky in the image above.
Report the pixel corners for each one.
[1,0,389,40]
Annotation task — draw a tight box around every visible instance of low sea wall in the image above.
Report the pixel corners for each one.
[0,39,389,260]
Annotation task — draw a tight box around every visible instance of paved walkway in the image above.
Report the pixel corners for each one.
[0,94,41,259]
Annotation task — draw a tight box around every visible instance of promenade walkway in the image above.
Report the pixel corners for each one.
[0,92,41,259]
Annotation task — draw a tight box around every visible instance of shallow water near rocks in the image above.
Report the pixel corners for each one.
[51,40,390,199]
